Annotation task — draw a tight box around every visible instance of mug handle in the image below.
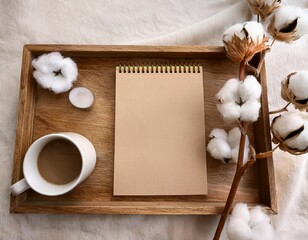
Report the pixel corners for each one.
[10,178,30,196]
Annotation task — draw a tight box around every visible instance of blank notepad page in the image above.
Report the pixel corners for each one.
[114,65,207,195]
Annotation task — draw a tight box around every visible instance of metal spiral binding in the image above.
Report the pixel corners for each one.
[116,63,202,74]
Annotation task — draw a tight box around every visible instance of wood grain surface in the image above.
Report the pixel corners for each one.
[10,45,276,215]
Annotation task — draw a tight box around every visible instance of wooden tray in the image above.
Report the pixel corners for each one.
[10,45,276,215]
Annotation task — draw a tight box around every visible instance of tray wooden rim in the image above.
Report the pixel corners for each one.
[10,44,277,215]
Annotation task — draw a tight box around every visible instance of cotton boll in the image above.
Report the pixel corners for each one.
[209,128,228,141]
[32,52,63,73]
[216,78,241,103]
[288,71,308,101]
[51,75,73,94]
[269,6,307,41]
[251,222,276,240]
[239,75,262,102]
[231,144,249,164]
[285,126,308,151]
[224,21,268,63]
[240,100,261,122]
[273,6,303,31]
[61,58,78,82]
[243,22,265,44]
[228,127,250,149]
[207,138,232,163]
[32,52,78,94]
[227,203,275,240]
[227,218,252,240]
[223,23,246,42]
[231,203,250,223]
[217,102,241,123]
[249,206,270,228]
[272,112,304,140]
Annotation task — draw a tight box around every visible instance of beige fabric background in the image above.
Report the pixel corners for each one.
[0,0,307,239]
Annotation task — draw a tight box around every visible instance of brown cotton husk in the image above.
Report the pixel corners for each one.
[271,115,308,155]
[223,35,269,63]
[281,72,308,111]
[247,0,281,20]
[268,15,300,42]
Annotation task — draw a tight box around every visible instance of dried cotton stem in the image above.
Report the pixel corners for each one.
[213,157,256,240]
[213,61,251,239]
[256,144,280,159]
[269,102,291,114]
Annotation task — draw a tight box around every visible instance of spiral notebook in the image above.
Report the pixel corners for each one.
[114,64,207,196]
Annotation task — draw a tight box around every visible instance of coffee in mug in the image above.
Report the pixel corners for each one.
[37,139,82,185]
[10,132,96,196]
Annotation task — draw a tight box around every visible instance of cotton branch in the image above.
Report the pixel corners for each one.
[269,102,290,115]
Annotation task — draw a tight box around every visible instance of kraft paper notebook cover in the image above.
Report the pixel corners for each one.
[114,64,207,195]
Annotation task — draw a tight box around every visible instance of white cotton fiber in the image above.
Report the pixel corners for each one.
[228,127,249,149]
[243,21,265,44]
[227,203,275,240]
[217,102,241,123]
[207,138,232,163]
[228,127,242,148]
[251,222,276,240]
[227,218,252,240]
[216,78,241,103]
[32,52,63,73]
[285,126,308,151]
[274,6,303,30]
[249,206,270,228]
[51,75,73,94]
[231,203,250,223]
[272,112,304,140]
[239,75,262,102]
[223,23,246,42]
[227,203,252,240]
[231,144,249,164]
[228,127,250,164]
[61,57,78,81]
[32,52,78,94]
[297,14,308,36]
[33,71,55,89]
[240,100,261,122]
[209,128,228,141]
[288,71,308,100]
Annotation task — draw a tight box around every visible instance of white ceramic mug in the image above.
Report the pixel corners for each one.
[10,132,96,196]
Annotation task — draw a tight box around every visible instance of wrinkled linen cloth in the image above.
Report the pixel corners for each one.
[0,0,307,239]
